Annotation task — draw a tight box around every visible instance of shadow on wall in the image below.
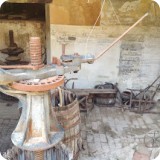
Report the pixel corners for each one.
[50,0,101,26]
[106,0,160,25]
[49,0,156,26]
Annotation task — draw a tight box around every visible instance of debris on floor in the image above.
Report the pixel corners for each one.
[0,99,19,153]
[132,144,151,160]
[2,146,18,160]
[80,103,160,160]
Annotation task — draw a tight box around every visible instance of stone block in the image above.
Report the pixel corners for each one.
[100,134,107,143]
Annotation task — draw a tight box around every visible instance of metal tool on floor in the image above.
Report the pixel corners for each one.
[124,75,160,114]
[144,130,160,148]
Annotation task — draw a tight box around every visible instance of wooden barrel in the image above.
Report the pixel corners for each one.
[55,99,81,160]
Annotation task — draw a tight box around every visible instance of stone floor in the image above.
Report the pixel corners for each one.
[79,104,160,160]
[0,99,19,153]
[0,98,160,160]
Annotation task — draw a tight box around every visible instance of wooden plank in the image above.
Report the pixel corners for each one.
[78,97,87,103]
[68,89,117,96]
[131,100,155,103]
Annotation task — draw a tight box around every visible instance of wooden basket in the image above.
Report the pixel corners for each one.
[55,99,81,160]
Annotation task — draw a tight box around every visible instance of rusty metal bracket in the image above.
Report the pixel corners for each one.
[11,75,65,92]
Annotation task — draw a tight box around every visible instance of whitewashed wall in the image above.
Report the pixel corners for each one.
[50,25,160,100]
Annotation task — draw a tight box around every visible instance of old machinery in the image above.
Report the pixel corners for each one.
[0,37,94,160]
[0,37,64,159]
[0,0,159,159]
[121,75,160,114]
[1,30,24,65]
[144,130,160,148]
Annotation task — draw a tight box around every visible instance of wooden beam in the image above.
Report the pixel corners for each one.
[68,89,117,96]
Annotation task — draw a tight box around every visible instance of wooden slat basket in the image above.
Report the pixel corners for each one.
[54,97,81,160]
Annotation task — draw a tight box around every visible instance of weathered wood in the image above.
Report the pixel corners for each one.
[68,89,117,96]
[55,99,81,160]
[79,96,87,103]
[131,100,155,103]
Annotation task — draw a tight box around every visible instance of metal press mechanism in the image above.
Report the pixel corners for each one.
[0,0,159,159]
[1,30,24,65]
[0,37,94,160]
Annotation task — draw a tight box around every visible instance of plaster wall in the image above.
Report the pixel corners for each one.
[48,0,152,25]
[48,0,160,100]
[49,0,101,25]
[50,25,160,99]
